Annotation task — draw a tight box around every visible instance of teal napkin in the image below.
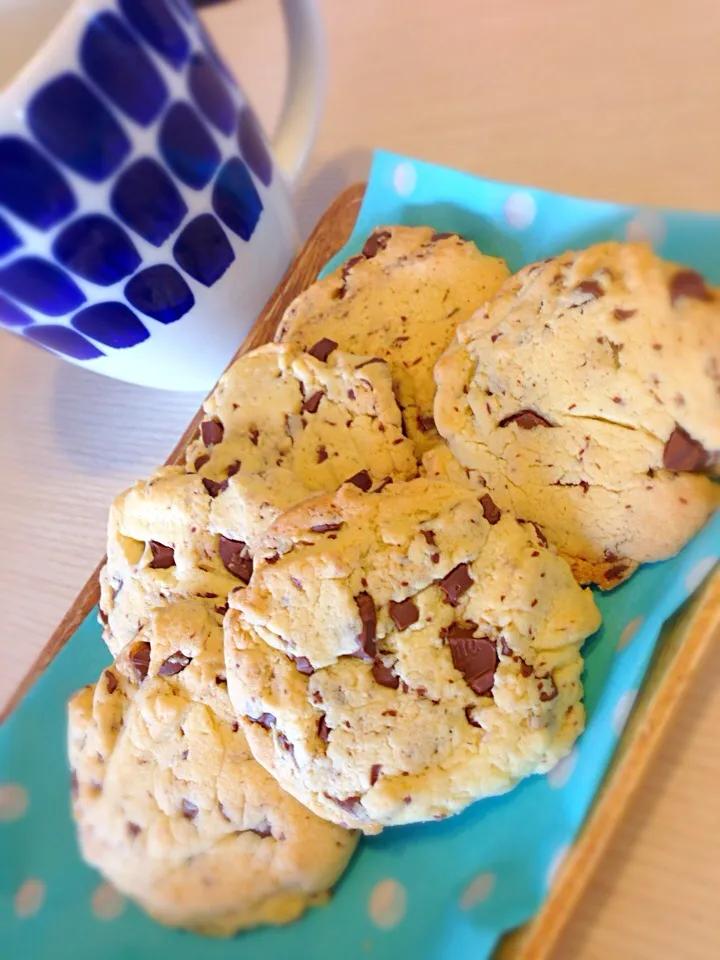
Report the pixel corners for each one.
[2,150,718,960]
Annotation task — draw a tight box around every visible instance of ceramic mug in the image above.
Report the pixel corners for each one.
[0,0,324,390]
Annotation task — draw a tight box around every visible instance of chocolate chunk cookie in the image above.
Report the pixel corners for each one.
[432,242,720,588]
[224,479,600,833]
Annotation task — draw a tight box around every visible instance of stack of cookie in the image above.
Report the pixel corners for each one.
[67,228,719,935]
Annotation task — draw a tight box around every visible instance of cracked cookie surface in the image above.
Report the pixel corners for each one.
[432,242,720,588]
[68,610,358,936]
[224,479,600,833]
[275,226,509,455]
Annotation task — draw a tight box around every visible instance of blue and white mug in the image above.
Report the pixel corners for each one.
[0,0,324,390]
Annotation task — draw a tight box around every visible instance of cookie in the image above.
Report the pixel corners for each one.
[224,479,600,833]
[68,632,358,935]
[100,343,415,650]
[275,226,509,455]
[432,242,720,588]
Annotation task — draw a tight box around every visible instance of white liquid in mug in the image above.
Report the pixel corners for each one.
[0,0,72,89]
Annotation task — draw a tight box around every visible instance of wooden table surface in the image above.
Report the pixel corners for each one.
[1,0,719,956]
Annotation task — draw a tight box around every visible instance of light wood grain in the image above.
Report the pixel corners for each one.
[2,1,720,956]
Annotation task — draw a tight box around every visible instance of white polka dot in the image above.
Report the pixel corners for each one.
[617,616,644,652]
[368,878,407,929]
[14,879,45,918]
[91,882,126,921]
[547,747,578,789]
[625,210,666,246]
[0,783,28,821]
[459,871,495,910]
[546,844,571,889]
[612,689,638,735]
[392,162,417,198]
[504,192,537,230]
[685,556,717,595]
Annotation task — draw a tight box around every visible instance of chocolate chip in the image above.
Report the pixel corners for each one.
[449,634,498,696]
[431,231,459,241]
[372,659,400,689]
[317,445,328,463]
[572,279,604,302]
[441,620,479,641]
[362,229,391,258]
[370,763,382,786]
[605,563,628,581]
[353,592,377,660]
[464,705,483,728]
[226,460,241,477]
[341,254,365,281]
[374,477,393,493]
[518,658,533,678]
[182,799,198,820]
[302,390,324,414]
[346,469,372,492]
[311,521,344,533]
[498,410,554,429]
[479,493,501,525]
[325,793,364,815]
[148,541,175,569]
[127,822,141,837]
[308,338,338,362]
[500,638,513,657]
[663,425,710,472]
[194,453,210,470]
[277,732,295,757]
[201,418,223,447]
[421,529,436,546]
[292,655,314,676]
[417,414,436,433]
[613,308,636,320]
[438,563,473,606]
[669,269,713,305]
[318,714,330,743]
[215,674,226,685]
[218,536,253,583]
[430,552,440,564]
[158,651,192,676]
[202,476,228,498]
[231,721,239,732]
[104,669,117,694]
[248,426,259,446]
[128,640,151,681]
[389,598,419,630]
[250,819,272,838]
[538,675,558,702]
[248,712,276,730]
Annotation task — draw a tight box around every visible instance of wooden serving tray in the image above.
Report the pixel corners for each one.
[4,183,719,959]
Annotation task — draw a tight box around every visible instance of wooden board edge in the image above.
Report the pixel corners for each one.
[497,566,720,959]
[0,182,366,727]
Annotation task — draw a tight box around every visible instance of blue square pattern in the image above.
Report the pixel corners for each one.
[1,152,718,960]
[0,137,76,230]
[53,215,141,287]
[159,101,221,190]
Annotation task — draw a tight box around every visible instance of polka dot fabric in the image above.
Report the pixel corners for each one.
[1,151,718,960]
[0,0,273,363]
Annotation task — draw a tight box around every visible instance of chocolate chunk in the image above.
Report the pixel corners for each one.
[194,453,210,470]
[389,597,419,631]
[148,540,175,569]
[663,425,710,472]
[464,705,483,728]
[572,279,604,302]
[226,460,241,477]
[442,620,479,641]
[355,356,385,369]
[438,563,473,606]
[517,658,533,678]
[430,552,440,564]
[98,606,108,626]
[605,563,628,581]
[374,477,393,493]
[248,712,276,730]
[311,521,344,533]
[417,414,436,433]
[218,535,253,583]
[127,822,141,837]
[231,721,239,732]
[449,634,498,696]
[361,229,391,258]
[342,254,365,280]
[201,418,223,447]
[247,427,259,447]
[317,445,328,463]
[325,793,364,816]
[421,529,436,546]
[202,476,228,498]
[128,640,151,682]
[308,338,338,362]
[613,308,636,320]
[292,655,315,676]
[670,269,713,305]
[346,469,372,492]
[317,714,330,743]
[277,732,294,757]
[250,819,272,838]
[158,651,192,676]
[215,674,226,685]
[538,675,558,702]
[431,231,459,241]
[498,410,554,429]
[372,659,400,689]
[353,592,377,660]
[500,637,513,657]
[181,799,198,820]
[302,390,324,414]
[104,669,118,694]
[370,763,382,786]
[479,493,501,525]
